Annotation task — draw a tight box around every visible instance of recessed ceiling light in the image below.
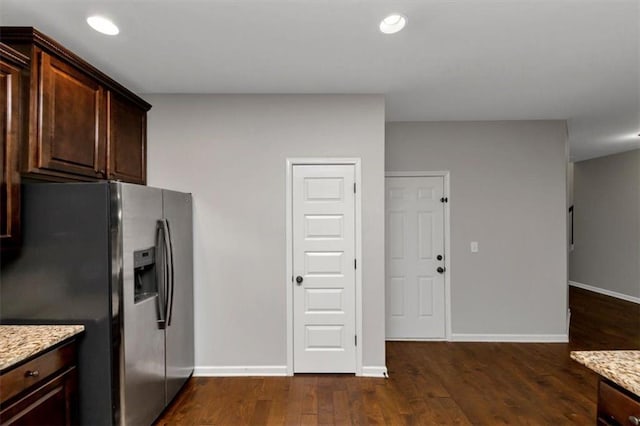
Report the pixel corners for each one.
[379,14,407,35]
[87,16,119,36]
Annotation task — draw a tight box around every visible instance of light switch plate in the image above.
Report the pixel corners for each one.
[470,241,479,253]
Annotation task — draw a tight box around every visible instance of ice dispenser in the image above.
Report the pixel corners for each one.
[133,247,157,303]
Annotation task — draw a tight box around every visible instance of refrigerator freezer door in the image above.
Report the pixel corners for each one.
[119,183,166,425]
[162,189,195,404]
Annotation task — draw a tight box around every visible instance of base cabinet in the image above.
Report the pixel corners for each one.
[0,368,77,426]
[597,380,640,426]
[0,341,78,426]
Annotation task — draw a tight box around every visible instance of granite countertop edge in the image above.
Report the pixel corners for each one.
[571,350,640,397]
[0,325,85,372]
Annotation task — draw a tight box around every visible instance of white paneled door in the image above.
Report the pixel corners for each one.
[386,176,446,339]
[293,165,356,373]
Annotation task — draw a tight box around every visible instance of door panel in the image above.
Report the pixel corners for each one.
[38,52,106,178]
[305,288,343,312]
[385,176,446,339]
[0,56,22,245]
[389,277,405,316]
[304,215,344,239]
[418,277,435,316]
[108,91,147,184]
[120,183,165,425]
[162,189,194,404]
[293,165,356,373]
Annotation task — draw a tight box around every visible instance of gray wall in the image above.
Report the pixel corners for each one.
[145,95,386,370]
[570,149,640,298]
[386,121,569,338]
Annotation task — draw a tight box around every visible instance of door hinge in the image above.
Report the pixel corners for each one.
[355,335,357,346]
[354,259,357,269]
[440,197,449,203]
[354,183,356,194]
[291,275,294,283]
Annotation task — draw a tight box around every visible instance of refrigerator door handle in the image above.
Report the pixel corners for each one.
[164,219,176,327]
[162,220,172,326]
[155,220,167,327]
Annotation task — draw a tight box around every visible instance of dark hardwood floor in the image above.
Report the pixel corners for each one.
[568,286,639,351]
[156,286,639,425]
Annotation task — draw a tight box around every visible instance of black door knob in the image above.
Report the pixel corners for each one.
[296,276,303,285]
[437,255,443,261]
[437,267,445,274]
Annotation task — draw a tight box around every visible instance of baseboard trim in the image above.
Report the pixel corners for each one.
[569,281,640,304]
[451,333,568,343]
[194,365,390,377]
[361,366,388,378]
[386,338,447,342]
[194,365,288,377]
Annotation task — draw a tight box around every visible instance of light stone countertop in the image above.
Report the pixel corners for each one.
[0,325,85,372]
[571,350,640,396]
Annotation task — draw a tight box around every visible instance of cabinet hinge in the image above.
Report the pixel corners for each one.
[354,183,356,194]
[354,259,357,269]
[355,335,357,346]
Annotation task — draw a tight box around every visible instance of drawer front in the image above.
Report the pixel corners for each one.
[598,380,640,426]
[0,342,75,405]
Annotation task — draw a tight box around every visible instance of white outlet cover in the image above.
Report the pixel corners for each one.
[470,241,479,253]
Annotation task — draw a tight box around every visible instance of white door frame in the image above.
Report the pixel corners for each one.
[385,171,452,341]
[286,158,363,376]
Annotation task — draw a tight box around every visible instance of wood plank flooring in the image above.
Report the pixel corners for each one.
[156,286,639,425]
[568,286,639,350]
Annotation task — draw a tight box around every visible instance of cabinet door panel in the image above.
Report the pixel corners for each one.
[108,91,146,184]
[0,55,22,246]
[38,52,106,178]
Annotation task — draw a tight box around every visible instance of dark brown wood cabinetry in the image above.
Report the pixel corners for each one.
[108,91,146,184]
[597,380,640,426]
[0,27,150,249]
[0,341,79,425]
[0,43,28,249]
[0,26,151,183]
[37,52,107,179]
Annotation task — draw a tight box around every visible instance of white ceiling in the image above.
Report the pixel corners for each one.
[1,0,638,161]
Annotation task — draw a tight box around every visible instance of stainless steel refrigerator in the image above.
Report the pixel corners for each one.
[0,182,194,425]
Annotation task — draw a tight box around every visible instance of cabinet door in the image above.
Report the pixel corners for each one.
[0,56,22,246]
[0,367,77,426]
[107,91,146,184]
[37,51,106,178]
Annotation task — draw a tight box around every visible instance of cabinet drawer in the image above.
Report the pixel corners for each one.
[598,380,640,426]
[0,342,75,405]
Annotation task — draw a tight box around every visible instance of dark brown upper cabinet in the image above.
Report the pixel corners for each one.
[0,43,28,249]
[108,91,147,184]
[39,51,107,178]
[0,27,151,183]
